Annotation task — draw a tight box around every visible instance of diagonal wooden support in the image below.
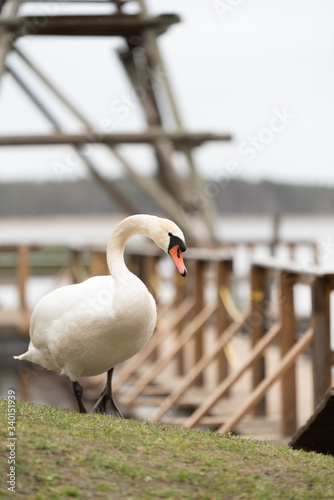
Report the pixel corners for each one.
[123,303,217,405]
[182,321,282,429]
[113,297,196,392]
[150,310,250,422]
[217,327,314,434]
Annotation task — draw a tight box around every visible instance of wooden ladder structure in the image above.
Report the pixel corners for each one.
[0,0,231,242]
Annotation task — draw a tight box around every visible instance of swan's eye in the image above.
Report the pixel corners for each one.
[168,233,186,253]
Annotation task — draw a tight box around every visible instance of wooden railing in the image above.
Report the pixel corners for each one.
[117,254,333,438]
[1,241,332,438]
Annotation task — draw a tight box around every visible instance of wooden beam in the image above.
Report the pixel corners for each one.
[252,256,321,281]
[0,131,232,147]
[0,14,181,37]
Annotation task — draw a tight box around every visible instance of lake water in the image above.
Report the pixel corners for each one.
[1,213,334,245]
[1,213,334,347]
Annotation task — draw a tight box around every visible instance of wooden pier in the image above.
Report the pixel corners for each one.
[1,232,333,443]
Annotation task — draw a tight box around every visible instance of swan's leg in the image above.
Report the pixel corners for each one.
[72,381,88,414]
[92,368,123,418]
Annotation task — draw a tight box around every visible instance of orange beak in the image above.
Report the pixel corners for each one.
[169,244,187,277]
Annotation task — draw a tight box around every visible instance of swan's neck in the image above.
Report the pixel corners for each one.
[106,215,157,279]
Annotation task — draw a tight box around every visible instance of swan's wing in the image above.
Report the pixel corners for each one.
[29,276,115,349]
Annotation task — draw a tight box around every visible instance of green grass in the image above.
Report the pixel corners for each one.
[1,399,334,499]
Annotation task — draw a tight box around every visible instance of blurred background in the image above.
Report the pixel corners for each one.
[1,0,334,443]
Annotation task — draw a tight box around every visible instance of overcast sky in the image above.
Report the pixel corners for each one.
[0,0,333,185]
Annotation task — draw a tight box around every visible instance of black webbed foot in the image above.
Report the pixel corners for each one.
[92,368,123,418]
[72,381,88,414]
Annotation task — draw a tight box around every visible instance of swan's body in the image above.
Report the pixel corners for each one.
[14,214,187,414]
[23,275,156,381]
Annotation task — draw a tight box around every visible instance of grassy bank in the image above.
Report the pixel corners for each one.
[1,399,334,499]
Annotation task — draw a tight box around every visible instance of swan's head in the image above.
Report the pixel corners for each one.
[151,217,187,277]
[111,214,187,277]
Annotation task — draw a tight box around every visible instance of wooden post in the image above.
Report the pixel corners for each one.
[288,243,295,261]
[128,253,141,281]
[312,243,319,265]
[89,250,108,276]
[216,259,232,384]
[270,212,280,256]
[279,271,297,436]
[69,249,82,283]
[250,265,267,416]
[17,245,30,333]
[18,246,29,312]
[175,269,187,376]
[311,276,331,408]
[141,254,160,301]
[193,259,205,386]
[143,254,159,362]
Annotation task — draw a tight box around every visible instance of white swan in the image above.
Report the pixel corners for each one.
[14,214,187,415]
